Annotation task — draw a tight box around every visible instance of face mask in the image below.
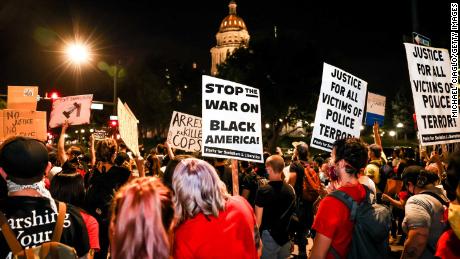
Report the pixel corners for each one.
[448,203,460,239]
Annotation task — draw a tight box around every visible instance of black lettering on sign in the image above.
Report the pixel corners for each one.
[420,114,458,129]
[205,135,259,144]
[319,123,353,140]
[210,120,256,132]
[240,103,259,113]
[330,69,362,90]
[205,100,238,111]
[412,46,444,61]
[325,109,355,129]
[172,113,202,127]
[421,95,451,108]
[413,80,444,93]
[205,83,244,95]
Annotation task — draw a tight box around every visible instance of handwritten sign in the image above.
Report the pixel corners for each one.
[7,86,39,110]
[0,110,47,141]
[49,94,93,128]
[202,76,263,162]
[117,99,140,156]
[404,43,460,145]
[366,92,386,126]
[310,63,367,152]
[93,128,109,141]
[167,111,202,152]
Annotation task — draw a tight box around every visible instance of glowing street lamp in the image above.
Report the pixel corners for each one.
[389,131,396,137]
[65,42,90,65]
[396,123,404,128]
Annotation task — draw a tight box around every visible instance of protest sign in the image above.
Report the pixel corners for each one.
[167,111,202,152]
[310,63,367,152]
[0,110,47,141]
[7,86,38,110]
[93,128,109,140]
[202,75,263,162]
[404,43,460,145]
[117,99,140,156]
[49,94,93,128]
[366,92,386,126]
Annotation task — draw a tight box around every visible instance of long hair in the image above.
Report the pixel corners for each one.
[110,177,174,259]
[172,158,229,225]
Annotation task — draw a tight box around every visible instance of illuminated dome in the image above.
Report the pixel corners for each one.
[219,1,247,32]
[210,1,250,75]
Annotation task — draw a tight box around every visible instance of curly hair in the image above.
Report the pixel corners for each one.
[333,138,368,175]
[110,177,174,259]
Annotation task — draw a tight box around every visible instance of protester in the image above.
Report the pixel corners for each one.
[0,136,90,258]
[110,177,174,259]
[50,162,100,258]
[288,142,316,257]
[401,165,449,258]
[85,138,131,259]
[145,152,163,177]
[57,120,85,166]
[172,158,259,258]
[255,155,296,259]
[240,160,260,207]
[162,154,193,190]
[310,137,368,258]
[434,151,460,258]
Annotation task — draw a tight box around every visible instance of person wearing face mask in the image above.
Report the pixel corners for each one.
[401,165,449,259]
[435,151,460,258]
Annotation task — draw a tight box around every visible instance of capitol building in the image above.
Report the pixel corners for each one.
[210,1,250,76]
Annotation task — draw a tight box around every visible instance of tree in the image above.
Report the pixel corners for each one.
[217,33,323,152]
[391,88,415,141]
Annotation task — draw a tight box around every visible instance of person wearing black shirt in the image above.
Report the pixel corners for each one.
[0,137,90,258]
[255,155,296,259]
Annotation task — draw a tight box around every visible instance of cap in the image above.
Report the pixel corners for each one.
[0,137,49,180]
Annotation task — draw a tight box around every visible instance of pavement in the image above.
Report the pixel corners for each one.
[288,236,404,258]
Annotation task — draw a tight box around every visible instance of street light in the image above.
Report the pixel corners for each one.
[65,42,90,65]
[396,123,404,128]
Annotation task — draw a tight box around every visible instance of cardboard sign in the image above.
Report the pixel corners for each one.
[310,63,368,152]
[93,128,109,141]
[404,43,460,145]
[7,86,38,110]
[202,75,263,162]
[167,111,202,152]
[117,99,140,156]
[366,92,386,126]
[49,94,93,128]
[0,110,47,141]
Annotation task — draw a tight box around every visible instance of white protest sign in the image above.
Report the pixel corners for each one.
[167,111,202,152]
[310,63,367,152]
[366,92,386,126]
[49,94,93,128]
[404,43,460,145]
[202,75,263,162]
[117,99,140,156]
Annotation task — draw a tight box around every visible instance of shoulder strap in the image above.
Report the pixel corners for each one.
[280,184,296,220]
[0,211,24,254]
[52,202,67,242]
[328,190,359,220]
[420,191,449,206]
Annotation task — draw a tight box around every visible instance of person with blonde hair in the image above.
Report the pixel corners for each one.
[110,177,174,259]
[172,158,259,258]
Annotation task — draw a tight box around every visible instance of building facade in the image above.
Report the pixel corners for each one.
[210,1,250,76]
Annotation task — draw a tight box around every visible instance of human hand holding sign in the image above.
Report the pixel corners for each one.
[373,121,382,146]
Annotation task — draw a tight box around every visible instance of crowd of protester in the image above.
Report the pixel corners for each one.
[0,121,460,259]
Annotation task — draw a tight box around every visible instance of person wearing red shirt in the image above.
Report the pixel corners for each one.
[310,138,369,259]
[172,158,260,259]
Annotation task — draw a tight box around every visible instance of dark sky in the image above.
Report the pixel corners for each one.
[0,0,453,103]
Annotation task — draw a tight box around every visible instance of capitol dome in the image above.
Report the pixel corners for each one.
[210,1,250,75]
[219,1,247,32]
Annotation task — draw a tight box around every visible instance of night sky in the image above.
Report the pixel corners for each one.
[0,0,453,104]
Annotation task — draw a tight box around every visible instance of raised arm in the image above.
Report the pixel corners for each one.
[89,134,96,166]
[57,121,70,165]
[164,141,175,161]
[373,121,382,147]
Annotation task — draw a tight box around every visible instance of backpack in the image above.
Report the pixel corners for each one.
[370,160,393,193]
[0,202,78,259]
[328,185,391,259]
[301,163,324,202]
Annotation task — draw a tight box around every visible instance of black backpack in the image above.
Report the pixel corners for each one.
[328,185,391,259]
[370,160,392,193]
